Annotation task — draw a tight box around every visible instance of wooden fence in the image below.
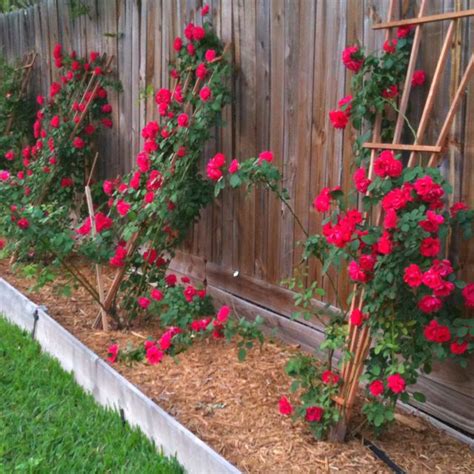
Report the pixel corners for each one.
[0,0,473,435]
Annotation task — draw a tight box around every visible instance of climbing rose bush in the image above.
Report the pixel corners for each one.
[281,26,473,439]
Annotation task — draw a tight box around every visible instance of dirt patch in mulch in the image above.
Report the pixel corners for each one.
[1,259,473,473]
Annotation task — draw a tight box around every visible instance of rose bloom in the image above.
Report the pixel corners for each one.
[374,150,402,178]
[353,167,371,193]
[403,263,423,288]
[348,261,369,283]
[424,319,451,343]
[387,374,406,394]
[279,396,293,416]
[217,305,231,323]
[0,170,10,181]
[17,218,29,230]
[196,63,207,79]
[342,45,364,72]
[187,43,195,56]
[60,177,74,188]
[258,150,273,164]
[313,187,331,212]
[183,285,197,302]
[165,274,177,287]
[199,86,212,101]
[205,49,216,62]
[412,69,426,87]
[146,345,164,365]
[383,38,397,54]
[94,212,113,232]
[329,109,349,129]
[376,231,393,255]
[138,296,151,309]
[72,137,85,149]
[338,95,352,113]
[228,159,240,174]
[383,208,398,229]
[450,340,468,355]
[107,344,119,363]
[350,308,366,327]
[50,115,60,128]
[177,113,189,127]
[173,36,183,51]
[116,200,131,216]
[382,84,399,99]
[151,288,164,301]
[369,380,384,397]
[462,283,474,308]
[305,406,324,422]
[322,370,340,385]
[418,295,443,314]
[103,180,114,195]
[450,201,468,217]
[420,237,441,257]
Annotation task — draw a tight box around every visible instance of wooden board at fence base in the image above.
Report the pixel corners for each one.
[0,0,473,437]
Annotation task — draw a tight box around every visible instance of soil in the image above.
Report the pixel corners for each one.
[1,259,473,473]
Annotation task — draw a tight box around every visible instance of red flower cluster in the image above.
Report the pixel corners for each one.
[322,209,362,249]
[206,152,226,181]
[329,95,352,129]
[373,150,402,178]
[342,45,364,73]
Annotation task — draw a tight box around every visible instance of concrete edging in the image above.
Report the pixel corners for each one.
[0,277,240,474]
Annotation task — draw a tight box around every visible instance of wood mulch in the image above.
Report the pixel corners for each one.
[1,259,472,473]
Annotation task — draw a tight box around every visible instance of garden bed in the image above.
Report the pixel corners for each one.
[1,259,473,473]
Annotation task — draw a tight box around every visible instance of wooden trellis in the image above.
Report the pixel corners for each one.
[332,2,474,441]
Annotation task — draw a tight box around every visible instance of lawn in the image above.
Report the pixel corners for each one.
[0,316,184,473]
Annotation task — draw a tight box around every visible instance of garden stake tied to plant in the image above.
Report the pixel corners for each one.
[331,3,474,441]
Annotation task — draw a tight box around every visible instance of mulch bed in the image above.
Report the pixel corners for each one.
[1,258,473,473]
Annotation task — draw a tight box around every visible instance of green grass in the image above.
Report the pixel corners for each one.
[0,317,184,474]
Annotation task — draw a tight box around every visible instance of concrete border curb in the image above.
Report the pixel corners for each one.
[0,277,240,474]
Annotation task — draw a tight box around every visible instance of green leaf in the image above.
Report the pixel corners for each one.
[412,392,426,403]
[238,348,247,362]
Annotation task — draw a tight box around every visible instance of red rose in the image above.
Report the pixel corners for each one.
[173,37,183,51]
[279,396,293,416]
[450,202,468,217]
[95,212,113,232]
[382,186,413,212]
[196,63,207,79]
[37,95,44,105]
[329,109,349,129]
[103,180,114,195]
[376,231,393,255]
[4,150,15,161]
[350,308,366,326]
[50,115,60,128]
[387,374,405,394]
[374,150,402,178]
[205,49,216,62]
[0,239,5,250]
[72,137,85,149]
[348,261,369,283]
[419,210,444,233]
[53,43,62,59]
[192,26,206,41]
[342,45,364,72]
[383,38,397,54]
[50,81,61,97]
[155,88,172,105]
[359,254,376,272]
[183,285,197,302]
[187,43,195,56]
[217,306,231,323]
[17,218,29,230]
[138,296,151,309]
[338,95,352,113]
[424,319,451,342]
[0,170,10,181]
[101,118,113,128]
[412,70,426,87]
[228,159,240,174]
[151,288,164,301]
[420,237,441,257]
[165,274,177,287]
[397,25,414,38]
[353,167,371,193]
[60,177,74,188]
[321,370,340,385]
[383,209,398,229]
[258,150,273,164]
[462,283,474,308]
[199,86,212,102]
[313,187,331,212]
[201,4,210,16]
[369,380,384,397]
[450,340,468,355]
[107,344,119,363]
[422,268,443,290]
[382,85,399,99]
[101,104,112,113]
[305,406,324,422]
[116,200,131,216]
[418,295,443,314]
[136,151,150,173]
[146,345,164,365]
[76,217,92,235]
[177,113,189,127]
[414,176,444,202]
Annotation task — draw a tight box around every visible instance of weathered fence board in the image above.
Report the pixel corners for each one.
[0,0,472,435]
